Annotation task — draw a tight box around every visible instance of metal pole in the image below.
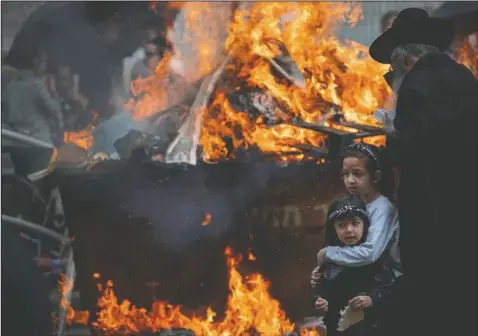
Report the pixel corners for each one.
[1,214,71,245]
[2,128,55,149]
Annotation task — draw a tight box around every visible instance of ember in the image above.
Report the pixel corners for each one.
[61,248,319,335]
[201,212,212,226]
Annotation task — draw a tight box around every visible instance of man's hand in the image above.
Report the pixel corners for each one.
[348,295,373,311]
[310,266,321,288]
[314,297,329,315]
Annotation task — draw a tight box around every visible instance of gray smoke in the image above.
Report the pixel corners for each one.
[112,161,293,252]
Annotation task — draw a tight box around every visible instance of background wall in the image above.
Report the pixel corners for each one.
[339,1,445,46]
[1,1,46,56]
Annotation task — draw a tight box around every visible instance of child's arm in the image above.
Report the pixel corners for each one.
[322,203,398,267]
[313,268,331,315]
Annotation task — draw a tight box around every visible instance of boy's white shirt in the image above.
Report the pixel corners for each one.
[325,195,401,267]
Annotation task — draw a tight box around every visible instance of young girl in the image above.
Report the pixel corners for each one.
[313,194,396,336]
[311,143,402,335]
[313,143,401,273]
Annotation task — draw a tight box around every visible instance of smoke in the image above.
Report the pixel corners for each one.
[112,161,292,252]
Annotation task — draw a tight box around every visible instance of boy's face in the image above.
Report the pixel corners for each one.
[334,215,364,245]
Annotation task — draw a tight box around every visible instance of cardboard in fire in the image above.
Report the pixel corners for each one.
[58,158,344,325]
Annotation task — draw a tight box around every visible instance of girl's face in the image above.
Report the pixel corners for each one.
[342,156,380,199]
[334,216,364,246]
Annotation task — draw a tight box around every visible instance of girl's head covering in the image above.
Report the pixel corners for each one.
[344,143,381,169]
[342,142,397,202]
[325,194,371,247]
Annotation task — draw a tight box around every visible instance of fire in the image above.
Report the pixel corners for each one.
[64,123,95,150]
[63,111,99,149]
[66,2,394,161]
[126,52,183,121]
[201,212,212,226]
[57,273,90,326]
[456,35,478,78]
[199,2,390,161]
[61,248,319,335]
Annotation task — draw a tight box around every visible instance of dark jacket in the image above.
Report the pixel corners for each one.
[313,255,396,335]
[386,52,478,336]
[2,226,54,336]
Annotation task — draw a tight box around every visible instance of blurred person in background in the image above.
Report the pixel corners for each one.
[370,8,478,336]
[130,35,170,83]
[123,20,163,95]
[3,42,64,147]
[49,62,92,131]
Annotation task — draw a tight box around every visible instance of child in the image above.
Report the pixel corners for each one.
[313,143,401,272]
[313,194,396,336]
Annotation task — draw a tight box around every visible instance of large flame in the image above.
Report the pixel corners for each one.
[62,248,319,335]
[199,2,390,161]
[65,2,394,160]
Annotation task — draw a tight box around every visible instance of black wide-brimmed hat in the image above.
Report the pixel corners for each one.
[369,8,454,64]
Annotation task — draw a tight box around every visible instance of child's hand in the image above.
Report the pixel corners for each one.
[310,266,321,288]
[348,296,373,310]
[315,297,329,315]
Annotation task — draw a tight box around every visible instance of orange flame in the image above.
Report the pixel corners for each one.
[199,2,390,161]
[62,248,319,335]
[67,2,394,161]
[201,212,212,226]
[456,35,478,78]
[63,124,95,150]
[57,273,90,326]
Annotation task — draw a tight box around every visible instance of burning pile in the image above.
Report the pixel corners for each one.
[199,2,390,162]
[64,1,391,161]
[61,248,319,335]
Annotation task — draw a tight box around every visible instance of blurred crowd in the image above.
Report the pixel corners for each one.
[1,16,172,149]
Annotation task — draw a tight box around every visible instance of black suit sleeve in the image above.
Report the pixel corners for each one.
[366,264,396,308]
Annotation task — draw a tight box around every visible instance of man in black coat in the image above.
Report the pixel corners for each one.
[369,8,478,336]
